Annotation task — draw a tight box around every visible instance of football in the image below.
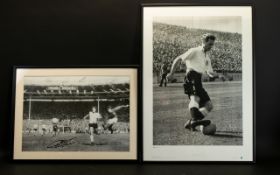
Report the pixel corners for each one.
[202,123,216,135]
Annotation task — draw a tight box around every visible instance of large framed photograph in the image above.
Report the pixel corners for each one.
[12,66,138,160]
[142,5,254,161]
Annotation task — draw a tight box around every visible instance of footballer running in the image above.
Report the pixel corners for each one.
[83,106,102,145]
[167,33,222,131]
[103,105,129,134]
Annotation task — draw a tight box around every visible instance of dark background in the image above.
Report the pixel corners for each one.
[1,0,280,174]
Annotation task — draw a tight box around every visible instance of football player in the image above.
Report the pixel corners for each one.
[167,33,222,131]
[51,117,59,137]
[83,106,102,145]
[103,105,129,134]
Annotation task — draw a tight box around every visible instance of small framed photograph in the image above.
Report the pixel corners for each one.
[12,66,138,160]
[142,5,255,162]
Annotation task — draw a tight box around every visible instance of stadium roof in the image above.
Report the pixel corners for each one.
[24,76,129,86]
[24,84,129,101]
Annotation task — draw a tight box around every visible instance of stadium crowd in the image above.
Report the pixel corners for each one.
[153,23,242,74]
[23,101,130,134]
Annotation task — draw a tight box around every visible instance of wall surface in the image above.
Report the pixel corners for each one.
[1,0,280,174]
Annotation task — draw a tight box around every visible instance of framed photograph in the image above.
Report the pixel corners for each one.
[142,5,255,162]
[12,66,138,160]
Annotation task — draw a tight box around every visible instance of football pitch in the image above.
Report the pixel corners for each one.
[153,81,242,145]
[22,133,129,151]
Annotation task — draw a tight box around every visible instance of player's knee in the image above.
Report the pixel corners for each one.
[188,96,199,109]
[188,100,199,109]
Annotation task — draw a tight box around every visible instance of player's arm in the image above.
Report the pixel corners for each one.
[167,49,193,80]
[97,113,102,119]
[83,114,89,120]
[167,56,182,79]
[206,59,222,78]
[95,113,102,122]
[112,105,129,112]
[207,71,219,78]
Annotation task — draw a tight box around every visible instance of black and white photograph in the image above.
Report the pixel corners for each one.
[143,6,254,161]
[13,68,138,160]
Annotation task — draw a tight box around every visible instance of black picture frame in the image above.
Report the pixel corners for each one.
[141,3,256,163]
[11,65,141,162]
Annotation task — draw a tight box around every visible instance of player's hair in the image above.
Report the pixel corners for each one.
[202,33,216,42]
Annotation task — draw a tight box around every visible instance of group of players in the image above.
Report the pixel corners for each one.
[82,105,129,144]
[30,104,129,145]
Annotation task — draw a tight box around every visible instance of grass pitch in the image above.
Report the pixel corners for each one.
[22,132,129,151]
[153,81,242,145]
